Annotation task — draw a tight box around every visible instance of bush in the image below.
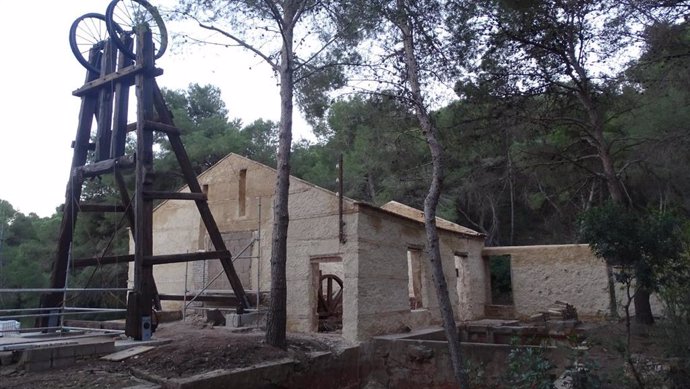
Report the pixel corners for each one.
[502,340,555,389]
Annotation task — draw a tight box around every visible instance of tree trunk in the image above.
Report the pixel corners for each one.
[398,3,469,387]
[634,288,654,325]
[265,5,295,350]
[606,265,620,319]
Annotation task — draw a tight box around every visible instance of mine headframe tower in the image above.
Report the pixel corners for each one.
[40,9,250,340]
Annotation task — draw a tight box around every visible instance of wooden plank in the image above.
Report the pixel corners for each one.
[143,191,206,201]
[73,64,163,97]
[101,346,155,362]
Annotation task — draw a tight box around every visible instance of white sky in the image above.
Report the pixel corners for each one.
[0,1,313,217]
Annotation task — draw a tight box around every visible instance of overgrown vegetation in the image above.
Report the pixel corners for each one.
[502,342,555,389]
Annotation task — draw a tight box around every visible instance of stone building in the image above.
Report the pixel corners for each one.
[130,153,661,342]
[132,153,487,342]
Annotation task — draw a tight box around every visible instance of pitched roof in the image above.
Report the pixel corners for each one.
[380,201,483,238]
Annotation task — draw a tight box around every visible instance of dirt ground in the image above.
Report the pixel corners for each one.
[1,319,686,389]
[0,319,349,389]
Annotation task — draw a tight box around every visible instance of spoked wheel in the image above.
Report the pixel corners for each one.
[105,0,168,60]
[69,13,109,74]
[317,274,343,332]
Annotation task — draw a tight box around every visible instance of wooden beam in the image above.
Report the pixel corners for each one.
[126,120,182,135]
[78,156,134,178]
[142,191,206,201]
[78,203,126,213]
[158,293,260,305]
[129,29,156,341]
[144,250,230,265]
[73,64,163,97]
[152,82,251,312]
[110,34,134,158]
[39,47,102,328]
[72,254,135,267]
[73,250,230,268]
[114,170,135,232]
[95,40,116,162]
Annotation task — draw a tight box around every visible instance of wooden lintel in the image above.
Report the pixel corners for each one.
[73,65,163,97]
[143,191,206,201]
[143,250,230,266]
[73,254,135,268]
[125,120,182,135]
[79,203,126,213]
[79,156,135,178]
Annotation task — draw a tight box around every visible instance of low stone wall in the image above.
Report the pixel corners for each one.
[159,346,361,389]
[363,333,533,388]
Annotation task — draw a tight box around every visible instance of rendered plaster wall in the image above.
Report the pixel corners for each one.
[353,205,484,341]
[482,244,616,318]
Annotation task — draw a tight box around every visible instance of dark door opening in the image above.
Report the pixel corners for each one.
[489,255,513,305]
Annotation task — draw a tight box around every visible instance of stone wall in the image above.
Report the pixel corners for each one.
[482,244,663,319]
[134,153,487,341]
[363,332,524,388]
[353,204,485,341]
[135,154,359,334]
[482,245,610,318]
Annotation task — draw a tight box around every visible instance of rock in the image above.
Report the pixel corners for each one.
[206,309,226,326]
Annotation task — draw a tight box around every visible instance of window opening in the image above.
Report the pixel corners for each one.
[238,169,247,217]
[407,248,424,310]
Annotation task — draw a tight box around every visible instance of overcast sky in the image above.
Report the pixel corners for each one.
[0,0,312,217]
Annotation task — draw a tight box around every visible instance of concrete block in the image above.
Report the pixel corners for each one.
[0,351,16,365]
[225,311,266,328]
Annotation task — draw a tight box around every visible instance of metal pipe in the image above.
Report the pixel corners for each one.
[0,326,62,335]
[1,309,126,320]
[0,307,60,313]
[0,288,132,293]
[183,255,188,322]
[62,307,126,312]
[256,197,261,312]
[59,243,73,330]
[62,326,124,334]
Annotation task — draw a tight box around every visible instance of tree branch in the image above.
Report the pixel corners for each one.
[193,19,279,71]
